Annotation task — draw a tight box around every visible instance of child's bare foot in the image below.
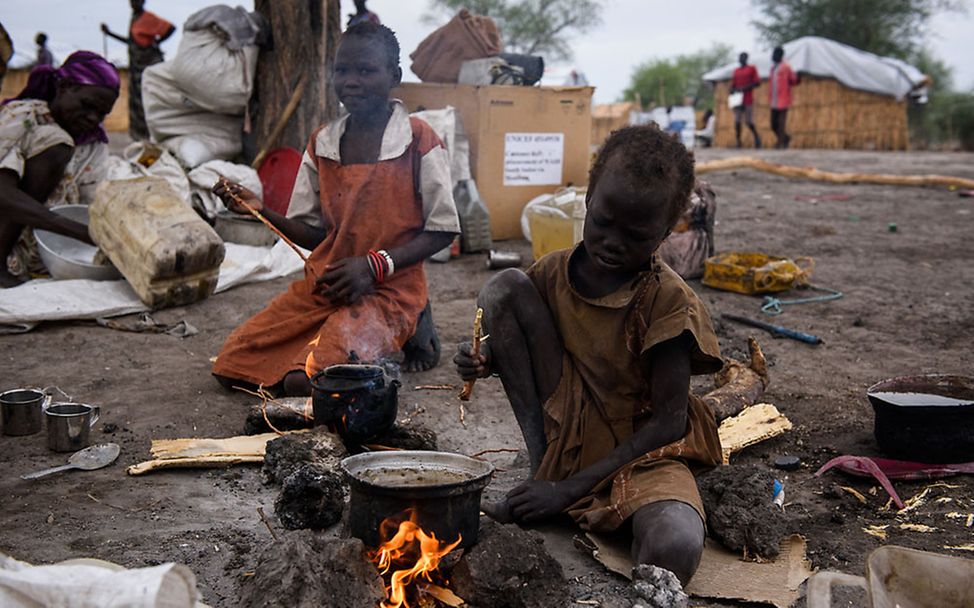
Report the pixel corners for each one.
[402,301,440,372]
[481,497,515,524]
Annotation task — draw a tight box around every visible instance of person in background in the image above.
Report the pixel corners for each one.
[695,109,715,148]
[730,52,760,148]
[564,69,589,86]
[347,0,381,28]
[769,46,800,149]
[35,33,54,68]
[101,0,175,141]
[0,22,12,90]
[0,51,120,287]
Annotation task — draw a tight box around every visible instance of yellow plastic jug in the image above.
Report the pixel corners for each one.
[89,177,225,309]
[524,187,586,260]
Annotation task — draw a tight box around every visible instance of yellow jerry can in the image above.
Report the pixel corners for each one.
[702,252,812,295]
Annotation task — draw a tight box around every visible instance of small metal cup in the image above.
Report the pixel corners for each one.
[45,403,100,452]
[1,389,50,436]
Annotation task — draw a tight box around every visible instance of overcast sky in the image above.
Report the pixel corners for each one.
[4,0,973,103]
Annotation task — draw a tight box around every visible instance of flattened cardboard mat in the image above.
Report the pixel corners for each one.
[585,532,813,608]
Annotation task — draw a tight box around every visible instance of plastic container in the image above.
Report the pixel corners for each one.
[702,252,812,295]
[454,179,492,253]
[89,177,225,309]
[807,545,974,608]
[522,187,586,260]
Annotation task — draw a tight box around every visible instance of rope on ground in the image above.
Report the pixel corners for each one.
[696,156,974,190]
[761,285,843,316]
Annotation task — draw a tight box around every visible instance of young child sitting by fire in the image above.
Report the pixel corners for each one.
[455,124,723,585]
[212,22,459,396]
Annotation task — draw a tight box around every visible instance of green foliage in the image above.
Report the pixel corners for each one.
[623,44,733,109]
[750,0,963,59]
[424,0,603,60]
[907,50,974,150]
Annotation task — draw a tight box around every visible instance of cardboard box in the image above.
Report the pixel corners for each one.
[393,83,593,240]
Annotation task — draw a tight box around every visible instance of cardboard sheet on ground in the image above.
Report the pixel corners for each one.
[127,431,288,475]
[0,240,307,334]
[586,532,812,608]
[718,403,792,464]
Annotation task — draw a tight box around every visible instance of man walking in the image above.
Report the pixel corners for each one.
[769,46,800,149]
[730,52,761,148]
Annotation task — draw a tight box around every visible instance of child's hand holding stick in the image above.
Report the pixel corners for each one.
[215,177,308,263]
[458,308,484,402]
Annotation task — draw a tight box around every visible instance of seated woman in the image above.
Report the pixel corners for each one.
[0,51,120,287]
[211,22,459,396]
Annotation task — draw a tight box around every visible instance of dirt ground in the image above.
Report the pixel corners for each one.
[1,147,972,607]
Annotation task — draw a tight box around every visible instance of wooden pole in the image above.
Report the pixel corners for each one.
[696,156,974,189]
[251,1,340,160]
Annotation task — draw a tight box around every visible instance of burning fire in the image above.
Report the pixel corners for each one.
[370,510,462,608]
[304,334,321,378]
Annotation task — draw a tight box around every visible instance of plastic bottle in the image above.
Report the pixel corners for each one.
[454,179,492,253]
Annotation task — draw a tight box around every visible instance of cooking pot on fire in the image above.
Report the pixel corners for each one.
[310,364,400,444]
[868,374,974,464]
[341,450,494,549]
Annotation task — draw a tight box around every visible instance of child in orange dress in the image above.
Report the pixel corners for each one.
[455,124,722,585]
[212,22,459,396]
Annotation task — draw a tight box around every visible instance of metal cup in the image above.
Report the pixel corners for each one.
[1,389,50,436]
[45,403,100,452]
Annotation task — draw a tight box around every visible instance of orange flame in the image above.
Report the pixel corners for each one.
[370,511,462,608]
[304,335,322,378]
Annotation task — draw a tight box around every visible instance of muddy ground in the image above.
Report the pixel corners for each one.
[1,148,972,607]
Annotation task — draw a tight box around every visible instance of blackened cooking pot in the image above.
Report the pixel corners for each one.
[310,364,399,444]
[868,374,974,464]
[341,450,494,549]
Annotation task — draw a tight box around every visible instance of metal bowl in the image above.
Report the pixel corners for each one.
[213,212,278,247]
[33,206,120,281]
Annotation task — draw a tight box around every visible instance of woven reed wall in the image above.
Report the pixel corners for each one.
[591,102,637,147]
[712,76,909,150]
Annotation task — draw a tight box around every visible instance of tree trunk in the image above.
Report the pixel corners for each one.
[250,0,341,163]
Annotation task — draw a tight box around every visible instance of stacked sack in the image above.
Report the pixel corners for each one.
[143,5,266,168]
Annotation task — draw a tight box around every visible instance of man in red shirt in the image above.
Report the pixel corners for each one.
[769,46,800,149]
[730,52,761,148]
[101,1,175,141]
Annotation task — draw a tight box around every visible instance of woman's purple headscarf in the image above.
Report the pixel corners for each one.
[7,50,121,145]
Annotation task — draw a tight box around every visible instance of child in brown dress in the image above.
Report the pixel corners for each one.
[455,124,722,585]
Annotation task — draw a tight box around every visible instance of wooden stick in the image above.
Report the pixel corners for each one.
[257,506,280,541]
[696,156,974,189]
[458,308,484,402]
[218,177,309,263]
[251,72,309,170]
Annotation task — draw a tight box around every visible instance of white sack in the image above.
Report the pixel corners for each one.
[0,554,202,608]
[104,142,192,205]
[143,62,243,167]
[169,29,258,115]
[187,160,263,219]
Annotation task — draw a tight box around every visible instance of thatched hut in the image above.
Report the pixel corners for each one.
[591,101,638,147]
[703,37,927,150]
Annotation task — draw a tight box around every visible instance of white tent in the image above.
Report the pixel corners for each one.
[703,36,927,101]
